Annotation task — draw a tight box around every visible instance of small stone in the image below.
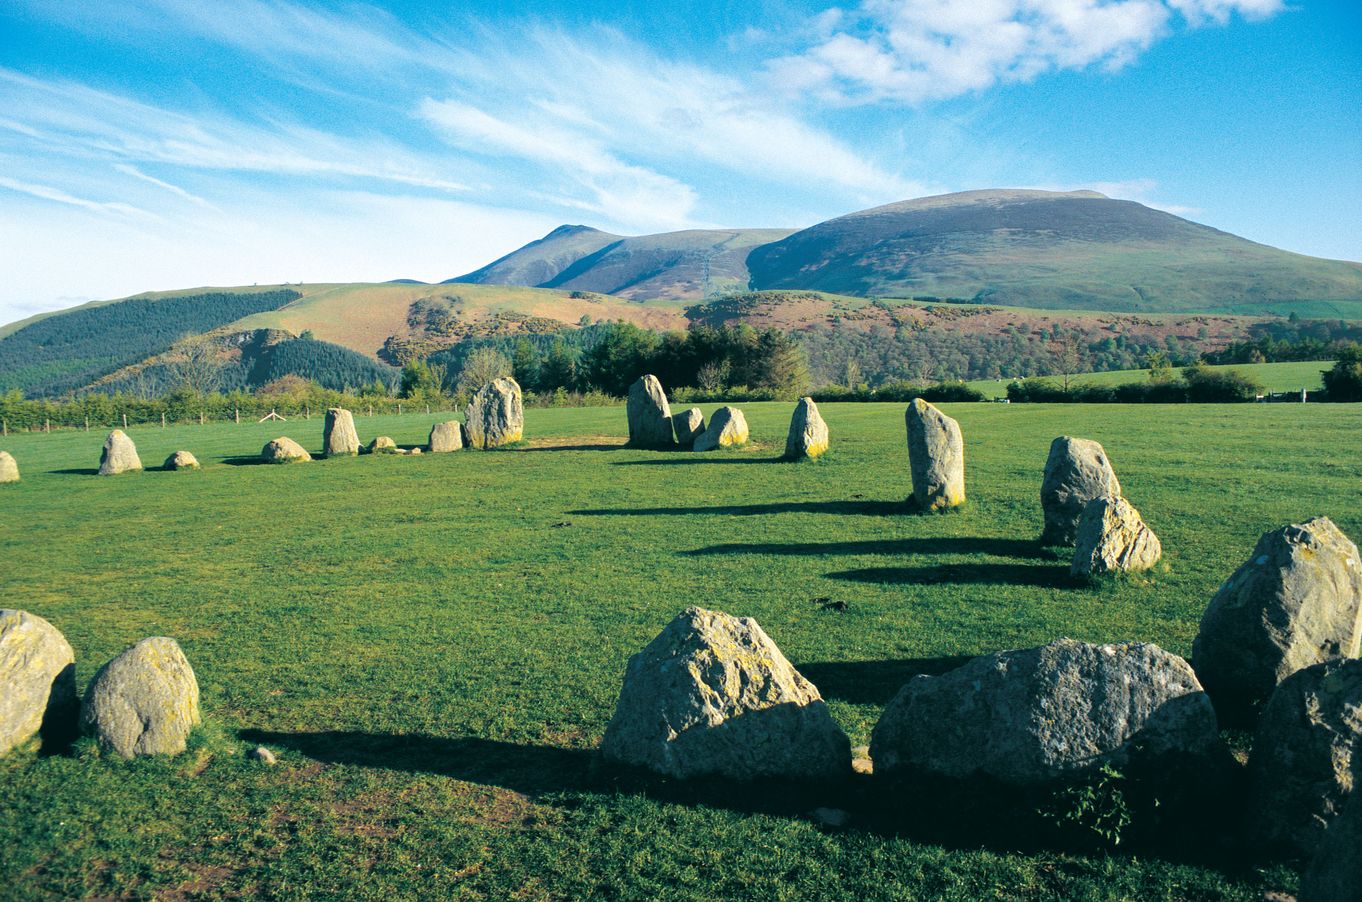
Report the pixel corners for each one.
[163,450,199,471]
[0,451,18,484]
[626,375,675,448]
[366,436,398,454]
[811,807,850,828]
[785,397,829,460]
[1040,437,1121,545]
[409,447,421,455]
[464,377,524,449]
[692,407,749,452]
[672,408,705,448]
[0,610,76,756]
[905,399,964,510]
[1071,495,1162,576]
[262,437,311,463]
[251,745,278,765]
[80,637,201,758]
[322,408,360,456]
[428,420,463,453]
[99,429,142,475]
[852,757,874,775]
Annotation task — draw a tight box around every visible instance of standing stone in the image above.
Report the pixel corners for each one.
[0,451,17,484]
[672,408,705,448]
[692,406,749,452]
[163,450,199,471]
[80,637,201,759]
[1301,790,1362,902]
[98,429,142,475]
[602,607,850,780]
[322,407,360,457]
[261,437,311,463]
[626,375,674,448]
[1071,495,1162,576]
[784,397,829,460]
[1040,436,1121,545]
[870,638,1222,786]
[904,399,964,510]
[428,421,463,453]
[464,377,524,449]
[367,436,398,454]
[1250,658,1362,858]
[0,610,76,756]
[1192,517,1362,722]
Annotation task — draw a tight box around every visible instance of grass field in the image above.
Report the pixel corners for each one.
[967,359,1332,397]
[1,402,1357,899]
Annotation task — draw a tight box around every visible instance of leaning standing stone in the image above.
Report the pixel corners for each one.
[1192,517,1362,722]
[428,421,463,453]
[261,437,311,463]
[1040,436,1120,545]
[0,610,76,756]
[322,407,360,457]
[1250,657,1362,858]
[1071,495,1162,576]
[163,450,199,471]
[672,408,705,448]
[785,397,829,460]
[904,399,964,510]
[99,429,142,475]
[464,377,524,449]
[602,607,850,780]
[692,406,748,452]
[80,637,201,759]
[0,451,17,483]
[870,638,1222,786]
[626,375,674,448]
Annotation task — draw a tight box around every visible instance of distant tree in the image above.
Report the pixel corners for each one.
[582,323,659,395]
[696,360,730,393]
[1143,350,1173,383]
[539,340,579,392]
[456,348,512,394]
[1050,333,1087,393]
[165,340,225,395]
[843,357,863,390]
[1323,346,1362,401]
[511,337,541,390]
[400,359,440,398]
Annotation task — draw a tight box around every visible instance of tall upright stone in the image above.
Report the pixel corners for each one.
[692,406,749,452]
[0,610,76,756]
[1192,517,1362,722]
[322,407,360,457]
[0,451,18,484]
[905,399,964,510]
[1040,436,1120,545]
[428,421,463,453]
[80,637,201,759]
[626,375,674,448]
[98,429,142,476]
[784,397,829,460]
[672,408,705,448]
[464,377,524,449]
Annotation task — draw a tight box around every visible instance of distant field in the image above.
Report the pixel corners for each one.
[967,359,1331,397]
[3,402,1355,899]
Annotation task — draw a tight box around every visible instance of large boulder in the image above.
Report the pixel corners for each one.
[692,407,748,452]
[1301,790,1362,902]
[904,399,964,510]
[98,429,142,476]
[870,638,1222,786]
[428,420,463,453]
[1071,495,1162,576]
[464,377,524,449]
[163,450,199,471]
[0,610,76,756]
[80,637,201,759]
[0,451,17,483]
[672,408,705,448]
[322,407,360,457]
[1040,437,1121,545]
[626,375,674,448]
[1192,517,1362,722]
[1250,658,1362,858]
[602,607,851,780]
[784,397,829,460]
[262,437,311,463]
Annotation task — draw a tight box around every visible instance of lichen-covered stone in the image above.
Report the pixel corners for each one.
[692,407,748,452]
[464,377,524,449]
[870,638,1221,786]
[627,375,674,448]
[602,607,851,780]
[1301,789,1362,901]
[0,451,18,484]
[262,436,311,463]
[80,637,200,759]
[785,397,829,460]
[99,429,142,476]
[672,408,705,448]
[905,399,964,510]
[1250,657,1362,858]
[428,421,463,453]
[1071,495,1162,576]
[1193,517,1362,721]
[367,436,398,454]
[163,450,199,471]
[323,407,360,456]
[0,610,76,756]
[1040,437,1120,545]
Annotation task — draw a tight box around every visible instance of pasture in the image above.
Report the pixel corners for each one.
[966,358,1331,397]
[2,402,1356,900]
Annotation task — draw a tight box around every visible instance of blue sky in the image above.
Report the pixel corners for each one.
[0,0,1358,325]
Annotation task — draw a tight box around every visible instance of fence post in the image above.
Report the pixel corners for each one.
[2,419,6,436]
[305,405,310,420]
[235,407,240,424]
[84,417,89,431]
[200,411,205,425]
[398,403,402,416]
[122,413,128,429]
[162,413,167,429]
[426,404,430,415]
[45,419,50,433]
[368,405,373,417]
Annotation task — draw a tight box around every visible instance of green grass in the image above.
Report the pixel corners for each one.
[1,402,1350,899]
[967,359,1332,396]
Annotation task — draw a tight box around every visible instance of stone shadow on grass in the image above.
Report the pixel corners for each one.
[684,538,1058,560]
[50,467,101,475]
[827,563,1081,589]
[612,457,787,466]
[516,443,629,453]
[221,456,269,467]
[570,499,913,517]
[798,656,975,706]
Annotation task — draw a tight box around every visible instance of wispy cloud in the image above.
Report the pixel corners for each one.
[113,164,216,209]
[0,175,156,219]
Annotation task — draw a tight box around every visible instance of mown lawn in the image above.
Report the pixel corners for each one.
[1,401,1355,900]
[967,359,1331,396]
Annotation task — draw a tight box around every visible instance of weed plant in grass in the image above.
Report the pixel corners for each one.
[1,402,1350,899]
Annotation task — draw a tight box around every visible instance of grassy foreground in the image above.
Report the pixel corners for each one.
[1,402,1356,900]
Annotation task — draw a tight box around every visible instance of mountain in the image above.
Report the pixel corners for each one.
[453,225,796,300]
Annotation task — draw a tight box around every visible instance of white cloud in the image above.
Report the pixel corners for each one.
[113,164,216,209]
[0,175,156,220]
